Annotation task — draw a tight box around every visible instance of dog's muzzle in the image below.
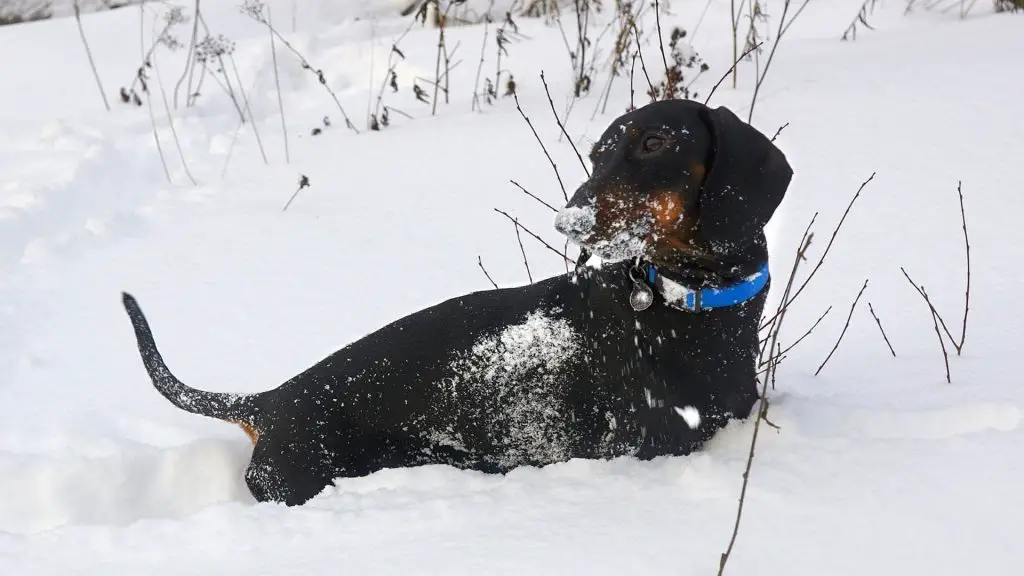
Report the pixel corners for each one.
[554,204,597,243]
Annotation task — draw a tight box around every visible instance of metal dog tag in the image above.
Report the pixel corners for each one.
[629,281,655,312]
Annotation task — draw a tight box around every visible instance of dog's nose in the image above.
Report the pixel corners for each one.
[554,185,596,241]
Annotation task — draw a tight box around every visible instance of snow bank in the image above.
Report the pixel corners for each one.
[1,0,1023,573]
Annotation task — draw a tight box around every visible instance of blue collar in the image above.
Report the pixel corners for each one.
[645,261,770,313]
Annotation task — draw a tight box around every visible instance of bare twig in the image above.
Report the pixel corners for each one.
[815,279,868,376]
[841,0,878,41]
[220,70,264,178]
[900,268,954,383]
[511,217,534,283]
[867,302,896,357]
[629,52,637,110]
[924,287,952,384]
[757,211,816,364]
[282,174,311,212]
[703,40,763,106]
[766,305,831,367]
[758,212,815,354]
[140,1,172,184]
[73,1,110,112]
[759,172,875,330]
[245,10,358,133]
[152,48,198,185]
[228,55,268,165]
[174,0,200,108]
[478,255,499,289]
[779,0,814,37]
[472,21,489,111]
[540,71,589,177]
[729,0,740,89]
[748,0,812,124]
[956,181,970,355]
[430,0,450,116]
[630,25,655,99]
[267,5,290,162]
[510,180,558,212]
[719,229,814,576]
[900,267,958,355]
[371,20,416,128]
[770,122,789,142]
[511,89,569,203]
[494,208,572,264]
[653,0,670,88]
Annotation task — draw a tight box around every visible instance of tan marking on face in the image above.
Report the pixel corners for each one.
[648,190,683,229]
[646,189,700,258]
[691,162,707,182]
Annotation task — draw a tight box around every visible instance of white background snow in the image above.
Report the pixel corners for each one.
[1,0,1023,573]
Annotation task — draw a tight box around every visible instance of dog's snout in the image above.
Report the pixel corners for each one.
[565,184,595,209]
[554,185,597,240]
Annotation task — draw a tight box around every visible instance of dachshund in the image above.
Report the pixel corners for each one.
[121,99,792,506]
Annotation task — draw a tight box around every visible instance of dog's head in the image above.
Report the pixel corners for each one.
[554,100,792,267]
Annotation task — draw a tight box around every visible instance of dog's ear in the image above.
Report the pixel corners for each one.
[694,105,793,255]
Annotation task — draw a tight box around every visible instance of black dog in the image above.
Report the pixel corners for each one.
[122,99,792,506]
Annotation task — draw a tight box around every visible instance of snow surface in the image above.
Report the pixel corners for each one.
[2,0,1024,573]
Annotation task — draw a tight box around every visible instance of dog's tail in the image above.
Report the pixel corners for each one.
[121,292,262,443]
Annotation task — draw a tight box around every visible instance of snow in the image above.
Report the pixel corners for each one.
[446,309,584,468]
[674,405,701,429]
[1,0,1023,573]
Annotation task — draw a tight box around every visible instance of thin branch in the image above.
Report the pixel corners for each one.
[511,218,534,283]
[630,25,655,98]
[282,174,310,212]
[702,40,763,106]
[629,52,637,110]
[431,0,449,116]
[219,69,264,178]
[867,302,896,357]
[471,21,489,111]
[841,0,878,41]
[956,181,970,355]
[510,180,558,212]
[371,20,417,127]
[758,211,816,349]
[923,286,953,384]
[652,0,670,84]
[140,1,172,185]
[900,267,958,354]
[246,11,358,133]
[769,305,831,365]
[748,0,812,124]
[770,122,789,142]
[267,4,290,162]
[73,1,110,112]
[815,279,868,376]
[901,269,954,382]
[152,48,198,185]
[478,255,499,289]
[174,0,200,108]
[540,71,589,177]
[511,89,569,203]
[759,172,875,330]
[719,229,813,576]
[779,0,814,37]
[494,208,572,264]
[228,54,268,165]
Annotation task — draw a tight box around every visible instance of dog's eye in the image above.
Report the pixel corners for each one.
[641,135,665,155]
